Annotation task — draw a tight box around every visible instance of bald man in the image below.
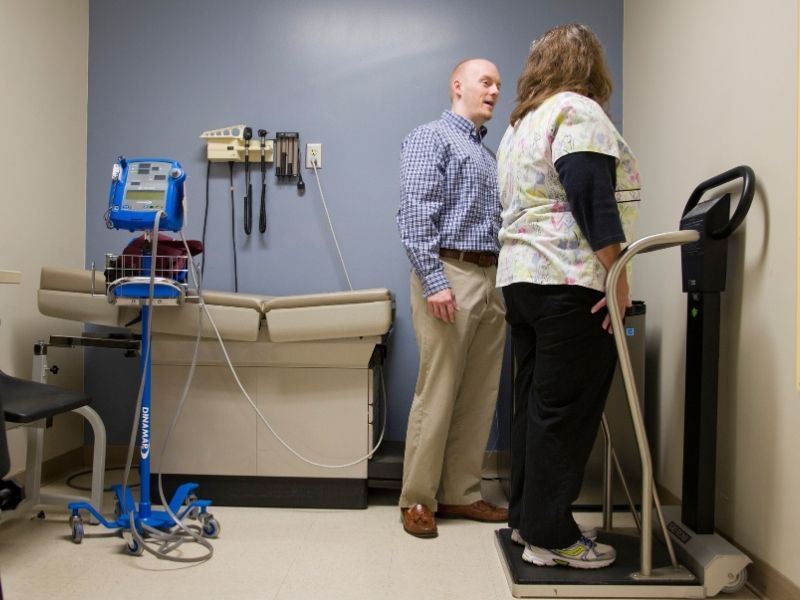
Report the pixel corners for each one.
[396,58,508,538]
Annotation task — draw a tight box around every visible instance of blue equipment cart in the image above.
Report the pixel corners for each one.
[68,157,219,556]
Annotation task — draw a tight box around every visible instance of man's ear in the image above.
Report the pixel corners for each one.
[451,78,462,101]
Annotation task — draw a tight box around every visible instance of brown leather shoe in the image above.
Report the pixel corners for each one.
[401,503,438,538]
[436,500,508,522]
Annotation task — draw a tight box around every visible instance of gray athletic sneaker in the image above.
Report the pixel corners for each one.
[522,536,616,569]
[511,524,598,545]
[510,528,526,545]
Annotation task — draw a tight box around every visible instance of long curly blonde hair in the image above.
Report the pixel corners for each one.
[510,23,613,126]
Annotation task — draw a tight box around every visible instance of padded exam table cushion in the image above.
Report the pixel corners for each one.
[39,267,260,342]
[261,289,393,342]
[38,267,119,327]
[38,267,393,343]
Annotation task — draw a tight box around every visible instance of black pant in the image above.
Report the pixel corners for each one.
[503,282,618,549]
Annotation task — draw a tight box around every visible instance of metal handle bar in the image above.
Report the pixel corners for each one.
[605,229,700,577]
[681,165,755,239]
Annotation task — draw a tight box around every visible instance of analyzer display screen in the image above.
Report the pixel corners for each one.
[125,189,165,202]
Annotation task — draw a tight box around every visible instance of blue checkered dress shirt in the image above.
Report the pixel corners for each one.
[397,110,501,297]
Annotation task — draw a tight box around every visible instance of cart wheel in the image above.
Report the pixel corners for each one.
[722,568,748,594]
[125,535,144,556]
[201,516,221,539]
[70,516,84,544]
[186,494,200,520]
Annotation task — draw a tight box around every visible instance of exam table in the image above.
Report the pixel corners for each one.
[38,266,394,508]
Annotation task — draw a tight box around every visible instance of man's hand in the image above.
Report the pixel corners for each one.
[427,288,458,323]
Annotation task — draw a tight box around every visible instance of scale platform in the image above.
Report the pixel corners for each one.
[495,528,705,598]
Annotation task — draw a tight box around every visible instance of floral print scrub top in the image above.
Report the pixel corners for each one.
[496,91,641,292]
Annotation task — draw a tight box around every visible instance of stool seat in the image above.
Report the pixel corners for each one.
[0,371,90,424]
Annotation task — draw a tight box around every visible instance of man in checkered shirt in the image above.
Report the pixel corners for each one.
[396,58,508,538]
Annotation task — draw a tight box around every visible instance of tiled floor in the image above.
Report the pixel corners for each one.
[0,473,759,600]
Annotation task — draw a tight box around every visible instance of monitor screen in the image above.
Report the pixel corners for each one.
[125,189,165,202]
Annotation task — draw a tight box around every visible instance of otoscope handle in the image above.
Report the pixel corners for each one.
[681,165,755,239]
[258,130,268,234]
[244,185,253,235]
[259,183,267,234]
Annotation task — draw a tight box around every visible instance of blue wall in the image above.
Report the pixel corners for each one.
[85,0,623,444]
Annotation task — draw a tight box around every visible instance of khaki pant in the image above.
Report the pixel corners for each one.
[399,258,506,510]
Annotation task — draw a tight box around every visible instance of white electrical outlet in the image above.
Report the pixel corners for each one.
[306,143,322,169]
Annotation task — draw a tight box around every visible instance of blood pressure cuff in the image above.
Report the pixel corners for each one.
[106,235,203,283]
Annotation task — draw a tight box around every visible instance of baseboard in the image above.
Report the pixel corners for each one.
[9,445,137,486]
[153,473,368,509]
[730,539,800,600]
[656,483,681,505]
[83,444,138,469]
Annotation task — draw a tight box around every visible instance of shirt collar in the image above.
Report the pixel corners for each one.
[442,110,488,140]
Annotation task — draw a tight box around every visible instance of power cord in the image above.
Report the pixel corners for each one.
[66,466,140,492]
[310,159,353,291]
[201,160,211,279]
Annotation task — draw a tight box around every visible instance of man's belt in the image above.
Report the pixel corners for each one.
[439,248,498,267]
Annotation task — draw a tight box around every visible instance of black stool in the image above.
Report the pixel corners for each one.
[0,396,8,480]
[0,370,106,521]
[0,396,7,600]
[2,371,91,426]
[0,394,23,514]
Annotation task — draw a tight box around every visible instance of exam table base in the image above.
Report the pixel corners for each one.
[153,474,368,509]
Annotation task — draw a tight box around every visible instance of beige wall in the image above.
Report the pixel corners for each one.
[624,0,799,588]
[0,0,89,473]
